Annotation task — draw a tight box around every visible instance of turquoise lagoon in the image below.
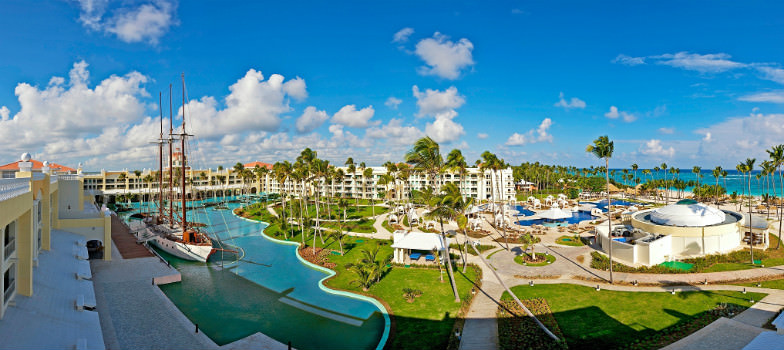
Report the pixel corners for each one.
[127,197,387,349]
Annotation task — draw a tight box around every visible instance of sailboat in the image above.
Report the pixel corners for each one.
[140,75,215,262]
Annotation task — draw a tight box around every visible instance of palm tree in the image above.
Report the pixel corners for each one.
[743,158,756,264]
[762,161,776,219]
[661,163,668,204]
[692,166,702,200]
[446,149,468,200]
[407,137,460,302]
[712,166,723,205]
[363,167,375,217]
[768,144,784,248]
[427,182,462,302]
[587,135,615,284]
[345,157,357,208]
[737,163,746,212]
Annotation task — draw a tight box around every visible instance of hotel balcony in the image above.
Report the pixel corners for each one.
[4,239,14,263]
[3,280,14,305]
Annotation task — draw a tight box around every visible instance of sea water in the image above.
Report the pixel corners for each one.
[127,197,386,350]
[606,169,781,197]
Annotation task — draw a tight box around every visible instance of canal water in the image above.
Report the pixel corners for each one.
[125,197,387,349]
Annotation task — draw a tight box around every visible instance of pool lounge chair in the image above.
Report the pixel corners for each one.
[425,254,435,261]
[409,252,422,260]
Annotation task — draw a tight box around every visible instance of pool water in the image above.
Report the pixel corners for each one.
[514,206,536,216]
[592,199,642,212]
[517,210,595,226]
[127,197,387,349]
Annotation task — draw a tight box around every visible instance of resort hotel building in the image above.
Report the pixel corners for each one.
[596,199,768,267]
[73,157,516,203]
[0,153,110,349]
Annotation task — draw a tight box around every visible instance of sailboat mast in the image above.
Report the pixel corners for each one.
[168,84,174,226]
[158,92,164,221]
[180,73,187,229]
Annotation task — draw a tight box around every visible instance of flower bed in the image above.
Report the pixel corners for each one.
[298,245,337,269]
[514,253,556,267]
[497,298,567,350]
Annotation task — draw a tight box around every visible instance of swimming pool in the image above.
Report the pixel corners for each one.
[514,206,536,216]
[128,198,387,349]
[592,199,643,212]
[516,210,595,226]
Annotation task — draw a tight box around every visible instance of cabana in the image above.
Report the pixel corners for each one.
[392,230,449,263]
[408,210,420,225]
[539,208,572,221]
[388,214,399,224]
[742,213,770,248]
[532,198,542,209]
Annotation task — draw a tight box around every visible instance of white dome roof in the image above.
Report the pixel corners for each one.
[649,201,726,227]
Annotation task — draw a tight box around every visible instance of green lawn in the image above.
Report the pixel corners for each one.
[325,245,480,350]
[505,284,765,349]
[555,235,585,247]
[736,279,784,290]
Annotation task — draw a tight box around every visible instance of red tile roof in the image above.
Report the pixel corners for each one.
[244,161,273,170]
[0,159,76,172]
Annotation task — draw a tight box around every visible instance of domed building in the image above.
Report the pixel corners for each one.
[596,199,765,266]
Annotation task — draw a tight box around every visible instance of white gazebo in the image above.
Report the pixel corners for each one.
[391,230,449,263]
[538,208,572,221]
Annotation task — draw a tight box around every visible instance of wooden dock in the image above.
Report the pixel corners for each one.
[111,215,154,259]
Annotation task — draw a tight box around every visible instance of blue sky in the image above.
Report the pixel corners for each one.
[1,1,783,171]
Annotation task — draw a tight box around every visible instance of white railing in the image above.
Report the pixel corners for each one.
[4,240,14,260]
[32,173,45,181]
[3,280,15,305]
[0,178,30,202]
[50,174,58,184]
[59,174,80,181]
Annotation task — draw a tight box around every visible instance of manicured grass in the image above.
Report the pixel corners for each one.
[736,279,784,290]
[514,253,556,266]
[450,243,496,256]
[325,243,480,350]
[555,235,585,247]
[505,284,766,350]
[279,202,388,221]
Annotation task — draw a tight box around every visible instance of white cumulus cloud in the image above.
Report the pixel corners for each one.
[414,32,474,80]
[331,104,376,128]
[392,27,414,43]
[185,69,306,138]
[604,106,637,122]
[505,118,553,146]
[295,106,329,133]
[412,85,465,117]
[76,0,178,45]
[425,115,465,143]
[385,96,402,110]
[639,139,675,158]
[553,92,586,109]
[366,119,425,146]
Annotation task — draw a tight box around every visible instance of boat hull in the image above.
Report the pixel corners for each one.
[149,235,214,262]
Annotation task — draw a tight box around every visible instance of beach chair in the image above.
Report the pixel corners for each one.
[425,254,435,261]
[409,252,422,260]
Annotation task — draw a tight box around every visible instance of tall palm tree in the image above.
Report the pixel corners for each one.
[363,167,375,217]
[587,135,615,284]
[661,163,668,204]
[692,166,702,200]
[405,137,444,192]
[712,166,723,205]
[737,163,746,212]
[743,158,756,264]
[427,182,463,302]
[345,157,357,207]
[762,161,776,219]
[768,144,784,248]
[446,149,468,200]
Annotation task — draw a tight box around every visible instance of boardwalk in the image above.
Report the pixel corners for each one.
[110,214,153,259]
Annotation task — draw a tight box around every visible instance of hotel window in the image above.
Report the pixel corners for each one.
[3,222,15,260]
[4,266,15,305]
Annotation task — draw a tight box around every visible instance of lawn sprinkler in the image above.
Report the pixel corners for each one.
[529,280,534,287]
[595,284,601,291]
[743,288,747,294]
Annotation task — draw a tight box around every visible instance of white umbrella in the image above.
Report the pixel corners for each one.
[538,208,572,220]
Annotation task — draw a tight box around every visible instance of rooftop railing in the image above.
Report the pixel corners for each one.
[50,174,58,184]
[59,174,80,181]
[0,178,30,202]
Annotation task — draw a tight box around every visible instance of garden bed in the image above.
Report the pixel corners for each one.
[515,253,556,266]
[497,298,567,350]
